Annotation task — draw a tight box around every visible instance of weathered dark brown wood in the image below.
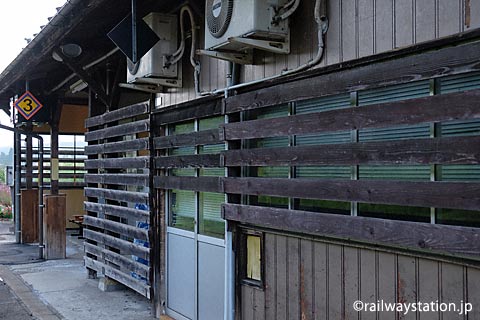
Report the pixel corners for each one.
[85,173,149,186]
[84,156,150,169]
[84,257,150,298]
[154,154,221,169]
[85,101,149,128]
[84,188,149,204]
[83,215,148,241]
[221,89,480,140]
[223,178,480,211]
[156,176,480,211]
[223,136,480,166]
[85,119,150,142]
[225,40,480,113]
[152,96,223,125]
[84,243,150,278]
[154,176,222,193]
[84,138,149,155]
[153,129,220,149]
[223,204,480,257]
[84,202,150,220]
[84,229,149,260]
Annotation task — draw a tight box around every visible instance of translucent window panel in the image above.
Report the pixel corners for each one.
[358,124,431,142]
[199,168,225,177]
[436,209,480,228]
[170,121,194,134]
[440,119,480,137]
[198,143,224,154]
[246,235,261,281]
[170,190,195,231]
[171,168,195,177]
[357,80,430,106]
[440,165,480,182]
[296,94,351,114]
[198,116,224,131]
[358,203,430,223]
[358,165,430,181]
[438,72,480,94]
[297,199,350,215]
[199,192,225,238]
[296,166,351,179]
[296,131,351,145]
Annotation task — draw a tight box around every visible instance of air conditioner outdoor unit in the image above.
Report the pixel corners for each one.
[204,0,290,57]
[127,13,181,87]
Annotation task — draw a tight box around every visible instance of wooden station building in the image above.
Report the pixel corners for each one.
[1,0,480,319]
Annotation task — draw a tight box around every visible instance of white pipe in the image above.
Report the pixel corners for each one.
[202,0,328,96]
[275,0,301,22]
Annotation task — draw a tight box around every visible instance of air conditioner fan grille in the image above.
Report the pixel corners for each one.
[206,0,233,38]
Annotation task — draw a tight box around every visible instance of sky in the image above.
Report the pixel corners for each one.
[0,0,66,150]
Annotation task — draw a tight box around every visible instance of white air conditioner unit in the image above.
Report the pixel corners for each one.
[204,0,290,60]
[127,13,182,87]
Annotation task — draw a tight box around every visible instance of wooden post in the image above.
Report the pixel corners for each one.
[25,123,33,189]
[20,189,38,243]
[50,99,62,195]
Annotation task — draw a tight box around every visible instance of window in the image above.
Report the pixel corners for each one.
[240,231,263,286]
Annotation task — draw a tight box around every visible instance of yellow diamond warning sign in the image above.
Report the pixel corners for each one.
[14,91,43,120]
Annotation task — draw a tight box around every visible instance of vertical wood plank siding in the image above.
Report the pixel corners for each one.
[240,232,480,320]
[158,0,478,107]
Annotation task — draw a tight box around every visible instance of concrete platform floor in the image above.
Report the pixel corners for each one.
[0,221,155,320]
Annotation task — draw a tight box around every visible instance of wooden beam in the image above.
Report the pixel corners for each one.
[84,202,150,220]
[153,129,220,149]
[85,119,149,141]
[222,204,480,258]
[85,174,149,187]
[155,176,480,211]
[154,154,221,169]
[83,215,148,241]
[152,96,223,125]
[221,89,480,140]
[54,50,110,107]
[84,188,149,204]
[84,156,150,169]
[84,229,149,259]
[224,40,480,113]
[85,101,149,128]
[84,138,149,155]
[222,136,480,166]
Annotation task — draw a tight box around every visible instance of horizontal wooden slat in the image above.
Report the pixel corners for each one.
[223,136,480,166]
[224,40,480,113]
[154,129,220,149]
[85,138,149,155]
[85,119,150,142]
[85,157,150,169]
[155,176,480,211]
[84,243,150,279]
[154,154,221,168]
[221,89,480,140]
[154,176,221,193]
[152,96,222,125]
[84,188,149,204]
[84,202,149,220]
[85,174,149,186]
[85,101,149,128]
[84,257,150,298]
[83,216,148,241]
[84,229,149,260]
[222,204,480,258]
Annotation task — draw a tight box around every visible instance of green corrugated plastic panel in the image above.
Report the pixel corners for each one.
[198,116,224,131]
[171,168,195,177]
[257,166,289,178]
[296,94,351,114]
[358,80,430,106]
[359,124,431,142]
[441,165,480,181]
[170,146,195,156]
[359,165,430,181]
[171,190,195,218]
[200,192,224,222]
[170,121,194,134]
[441,119,480,137]
[296,166,351,179]
[200,168,225,177]
[199,143,225,154]
[439,72,480,94]
[257,136,289,148]
[256,105,289,119]
[296,131,351,145]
